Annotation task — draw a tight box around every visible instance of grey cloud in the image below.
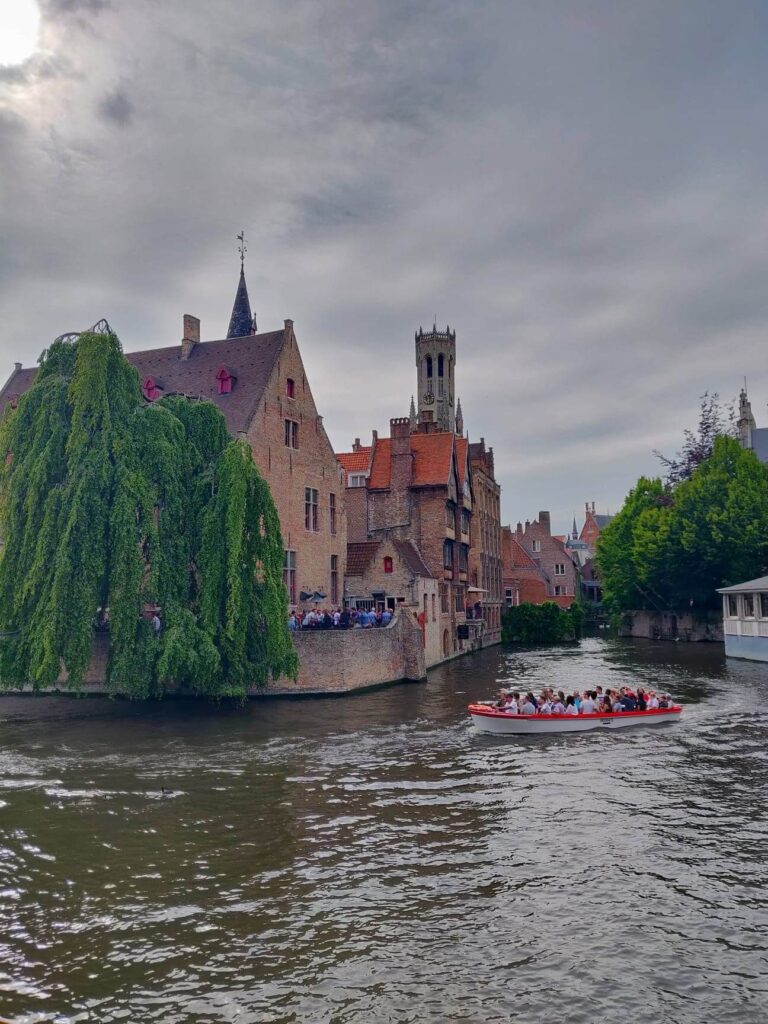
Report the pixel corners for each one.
[4,0,768,530]
[98,87,133,126]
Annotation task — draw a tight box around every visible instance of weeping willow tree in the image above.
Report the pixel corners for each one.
[0,330,297,698]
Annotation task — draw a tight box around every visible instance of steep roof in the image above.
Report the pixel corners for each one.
[227,266,255,338]
[455,436,468,489]
[368,430,458,490]
[593,514,614,528]
[0,329,287,437]
[393,539,434,578]
[346,541,380,576]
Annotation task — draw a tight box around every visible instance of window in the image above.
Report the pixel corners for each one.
[330,493,337,535]
[443,540,453,571]
[330,555,338,604]
[286,378,295,398]
[304,488,319,531]
[438,353,444,377]
[459,544,468,573]
[454,586,464,612]
[445,502,455,529]
[743,593,755,618]
[761,593,768,618]
[284,419,299,449]
[432,593,436,622]
[283,550,296,605]
[426,355,433,379]
[554,563,565,576]
[384,556,393,574]
[505,587,514,608]
[216,367,234,395]
[554,585,562,597]
[531,539,541,553]
[441,583,450,613]
[461,508,470,535]
[727,594,738,617]
[348,473,366,487]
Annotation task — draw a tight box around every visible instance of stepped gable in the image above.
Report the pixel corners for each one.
[0,329,286,437]
[346,541,380,575]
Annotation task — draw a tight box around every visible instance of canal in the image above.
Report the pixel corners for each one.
[0,637,766,1023]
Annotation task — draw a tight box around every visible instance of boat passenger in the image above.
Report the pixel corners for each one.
[612,695,624,712]
[557,690,566,706]
[538,698,553,715]
[580,692,597,714]
[494,689,510,709]
[503,693,519,714]
[619,688,637,711]
[635,689,647,711]
[595,686,604,704]
[551,697,565,714]
[520,693,537,715]
[647,692,659,710]
[564,695,579,715]
[658,693,670,708]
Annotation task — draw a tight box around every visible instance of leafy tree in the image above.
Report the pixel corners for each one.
[654,391,735,485]
[501,602,580,644]
[597,436,768,614]
[0,330,297,696]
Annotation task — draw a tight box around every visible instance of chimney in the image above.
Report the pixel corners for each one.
[181,314,200,361]
[371,429,378,442]
[591,501,596,513]
[390,417,413,491]
[585,501,590,514]
[538,511,551,534]
[284,318,294,332]
[352,437,361,452]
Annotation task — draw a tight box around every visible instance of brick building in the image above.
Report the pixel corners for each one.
[580,501,614,553]
[501,526,549,607]
[468,438,502,640]
[513,512,579,608]
[0,263,346,613]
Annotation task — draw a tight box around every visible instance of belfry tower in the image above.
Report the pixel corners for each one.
[415,323,456,432]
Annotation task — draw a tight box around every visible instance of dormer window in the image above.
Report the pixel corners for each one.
[216,366,236,395]
[142,376,164,402]
[286,378,295,399]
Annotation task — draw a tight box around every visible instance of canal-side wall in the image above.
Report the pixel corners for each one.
[9,608,427,697]
[620,610,723,643]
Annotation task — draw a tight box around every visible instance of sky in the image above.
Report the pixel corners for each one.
[2,0,768,534]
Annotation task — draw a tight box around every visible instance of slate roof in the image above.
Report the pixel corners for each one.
[346,541,381,576]
[717,575,768,593]
[227,266,255,338]
[393,539,434,578]
[593,514,614,528]
[0,329,287,437]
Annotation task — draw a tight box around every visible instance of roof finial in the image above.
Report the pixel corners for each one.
[237,230,247,269]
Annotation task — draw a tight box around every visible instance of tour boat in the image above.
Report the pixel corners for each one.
[468,703,683,735]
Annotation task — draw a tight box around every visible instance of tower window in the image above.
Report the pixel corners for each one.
[286,378,295,398]
[426,355,433,378]
[438,354,444,377]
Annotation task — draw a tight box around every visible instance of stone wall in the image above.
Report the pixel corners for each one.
[620,610,723,643]
[265,609,426,694]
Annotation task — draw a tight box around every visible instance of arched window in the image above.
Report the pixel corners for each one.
[426,355,433,379]
[383,556,393,574]
[437,353,444,377]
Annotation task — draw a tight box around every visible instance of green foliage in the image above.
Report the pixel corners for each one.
[0,330,297,697]
[597,436,768,614]
[501,601,581,644]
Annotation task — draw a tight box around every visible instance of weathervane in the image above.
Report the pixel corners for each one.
[237,230,247,268]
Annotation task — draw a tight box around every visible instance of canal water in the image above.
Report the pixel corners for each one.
[0,637,766,1024]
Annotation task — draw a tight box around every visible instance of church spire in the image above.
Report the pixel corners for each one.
[409,395,417,430]
[455,397,464,437]
[572,515,578,539]
[226,231,257,338]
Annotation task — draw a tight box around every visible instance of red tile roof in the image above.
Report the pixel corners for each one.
[410,432,455,487]
[337,448,372,478]
[368,437,392,489]
[0,330,287,436]
[456,436,468,489]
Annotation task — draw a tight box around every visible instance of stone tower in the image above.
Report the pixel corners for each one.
[415,323,456,432]
[737,386,756,449]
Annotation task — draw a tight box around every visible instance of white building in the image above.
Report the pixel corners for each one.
[717,576,768,661]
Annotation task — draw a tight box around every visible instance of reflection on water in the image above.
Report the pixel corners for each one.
[0,637,766,1023]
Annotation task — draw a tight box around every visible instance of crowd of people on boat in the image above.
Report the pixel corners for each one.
[289,607,393,631]
[493,685,674,715]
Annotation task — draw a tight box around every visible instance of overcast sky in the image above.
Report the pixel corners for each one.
[2,1,768,532]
